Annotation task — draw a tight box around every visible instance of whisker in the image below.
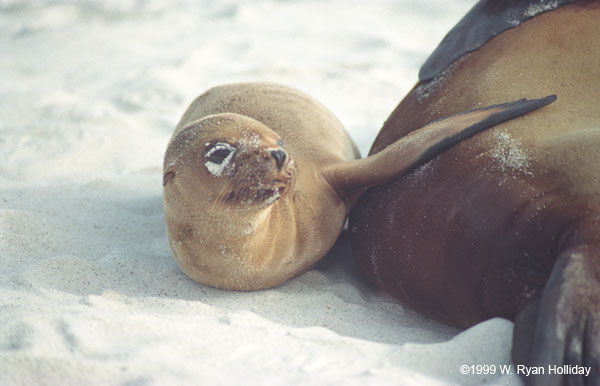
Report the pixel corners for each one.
[210,184,232,212]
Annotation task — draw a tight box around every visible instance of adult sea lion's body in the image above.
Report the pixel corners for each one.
[163,82,553,291]
[350,1,600,385]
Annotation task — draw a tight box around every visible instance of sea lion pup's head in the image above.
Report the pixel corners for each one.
[163,113,296,212]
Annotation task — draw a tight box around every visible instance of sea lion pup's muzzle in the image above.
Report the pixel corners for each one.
[223,143,295,208]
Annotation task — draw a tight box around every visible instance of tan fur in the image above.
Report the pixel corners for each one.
[163,83,359,290]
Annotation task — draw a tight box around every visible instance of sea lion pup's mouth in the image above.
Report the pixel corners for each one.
[255,185,286,205]
[223,157,296,209]
[223,180,287,208]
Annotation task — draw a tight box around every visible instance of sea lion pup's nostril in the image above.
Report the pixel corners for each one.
[270,149,286,169]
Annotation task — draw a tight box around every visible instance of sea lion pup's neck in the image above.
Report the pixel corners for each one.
[322,95,557,206]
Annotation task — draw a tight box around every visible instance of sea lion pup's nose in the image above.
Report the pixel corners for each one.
[270,149,287,169]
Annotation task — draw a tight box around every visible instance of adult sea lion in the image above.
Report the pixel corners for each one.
[162,82,553,291]
[349,1,600,385]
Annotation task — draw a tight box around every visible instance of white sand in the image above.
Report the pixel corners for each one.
[1,1,524,385]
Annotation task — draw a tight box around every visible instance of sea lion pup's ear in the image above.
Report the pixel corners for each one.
[163,170,175,187]
[322,95,557,204]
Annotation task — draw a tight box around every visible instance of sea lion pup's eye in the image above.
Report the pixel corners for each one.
[206,142,235,164]
[204,142,237,177]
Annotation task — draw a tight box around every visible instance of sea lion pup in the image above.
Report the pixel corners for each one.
[163,82,554,291]
[349,1,599,385]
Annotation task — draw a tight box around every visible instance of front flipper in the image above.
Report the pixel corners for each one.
[513,243,600,386]
[322,95,556,204]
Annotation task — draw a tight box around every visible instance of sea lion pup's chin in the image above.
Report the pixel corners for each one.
[162,113,296,289]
